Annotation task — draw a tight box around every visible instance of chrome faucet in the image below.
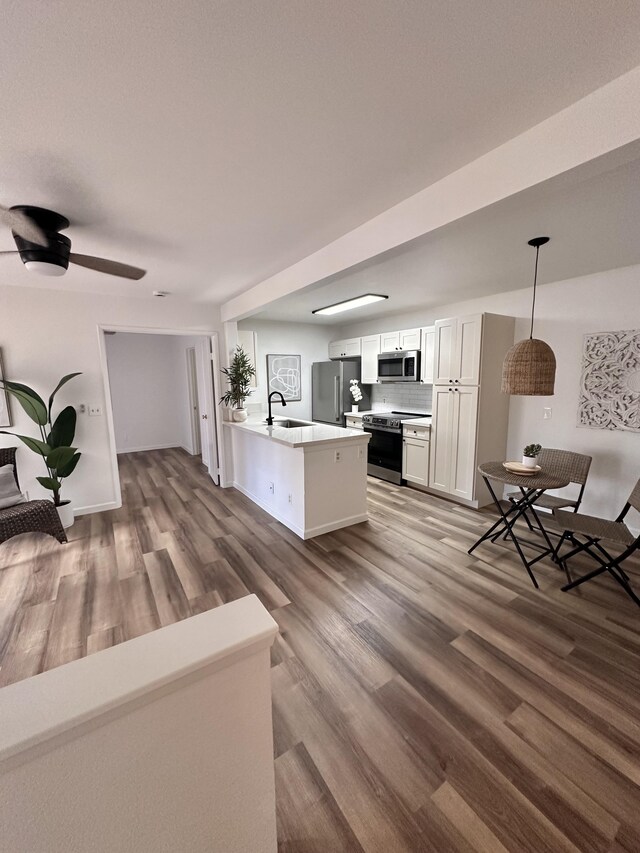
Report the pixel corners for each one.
[266,391,287,426]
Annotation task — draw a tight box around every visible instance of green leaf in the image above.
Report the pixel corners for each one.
[48,373,82,419]
[57,451,81,479]
[0,431,51,456]
[46,446,77,471]
[0,381,48,425]
[47,406,77,449]
[36,476,61,492]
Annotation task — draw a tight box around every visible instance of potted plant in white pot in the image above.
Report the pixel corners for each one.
[0,372,82,528]
[219,346,256,422]
[349,379,363,412]
[522,442,542,469]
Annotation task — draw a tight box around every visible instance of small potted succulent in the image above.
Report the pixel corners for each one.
[349,379,363,412]
[219,345,256,422]
[522,442,542,469]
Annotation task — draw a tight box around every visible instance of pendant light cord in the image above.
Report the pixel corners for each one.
[530,243,540,340]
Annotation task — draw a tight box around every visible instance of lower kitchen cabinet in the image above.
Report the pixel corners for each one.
[402,436,430,486]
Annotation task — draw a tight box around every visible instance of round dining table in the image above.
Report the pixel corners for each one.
[468,461,571,588]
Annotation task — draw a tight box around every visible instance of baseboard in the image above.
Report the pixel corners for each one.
[116,443,182,454]
[74,501,121,516]
[232,481,305,538]
[302,514,369,539]
[232,481,367,539]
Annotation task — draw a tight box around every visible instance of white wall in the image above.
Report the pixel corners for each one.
[0,285,220,513]
[337,263,640,520]
[106,333,195,453]
[0,595,278,853]
[236,319,336,420]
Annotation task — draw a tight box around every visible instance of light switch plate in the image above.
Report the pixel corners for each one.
[543,407,552,420]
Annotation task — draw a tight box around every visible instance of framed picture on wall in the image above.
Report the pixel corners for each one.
[266,354,301,401]
[0,348,11,427]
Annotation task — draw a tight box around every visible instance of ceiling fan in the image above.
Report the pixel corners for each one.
[0,204,146,280]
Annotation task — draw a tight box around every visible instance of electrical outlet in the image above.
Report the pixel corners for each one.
[288,493,292,504]
[88,405,103,417]
[268,482,275,495]
[543,407,552,420]
[334,450,341,462]
[77,403,86,414]
[358,446,364,459]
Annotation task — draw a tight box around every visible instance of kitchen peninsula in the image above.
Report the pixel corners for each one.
[223,416,370,539]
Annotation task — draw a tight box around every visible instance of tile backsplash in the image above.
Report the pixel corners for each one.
[367,382,432,414]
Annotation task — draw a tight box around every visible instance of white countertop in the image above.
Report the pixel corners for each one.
[402,416,432,427]
[223,415,369,448]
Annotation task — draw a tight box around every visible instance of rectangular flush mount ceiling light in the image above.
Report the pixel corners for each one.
[312,294,388,316]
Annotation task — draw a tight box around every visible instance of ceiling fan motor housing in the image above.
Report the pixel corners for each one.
[10,205,71,274]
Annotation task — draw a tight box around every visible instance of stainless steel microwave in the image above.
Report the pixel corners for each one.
[377,350,421,382]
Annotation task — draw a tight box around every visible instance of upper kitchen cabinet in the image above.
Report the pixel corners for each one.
[433,314,482,385]
[420,326,435,384]
[328,338,361,359]
[361,334,381,384]
[380,328,421,352]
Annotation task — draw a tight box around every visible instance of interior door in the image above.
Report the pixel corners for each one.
[195,336,220,485]
[428,387,455,493]
[433,318,457,384]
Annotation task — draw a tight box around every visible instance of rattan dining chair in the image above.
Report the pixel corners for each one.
[0,448,67,546]
[552,476,640,607]
[506,448,592,513]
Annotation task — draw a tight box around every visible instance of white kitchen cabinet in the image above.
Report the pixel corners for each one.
[433,314,482,385]
[380,331,400,352]
[380,328,421,352]
[399,328,421,350]
[361,334,380,383]
[345,415,364,430]
[420,326,435,383]
[402,436,430,486]
[429,386,478,500]
[329,338,361,359]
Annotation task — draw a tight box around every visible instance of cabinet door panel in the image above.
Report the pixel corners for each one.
[421,326,435,383]
[381,331,400,352]
[344,338,361,357]
[361,335,380,384]
[451,387,479,501]
[399,328,421,350]
[403,437,429,485]
[328,341,342,359]
[428,387,454,493]
[456,314,482,385]
[433,318,457,384]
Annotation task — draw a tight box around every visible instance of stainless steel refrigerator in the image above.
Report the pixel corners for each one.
[312,361,370,425]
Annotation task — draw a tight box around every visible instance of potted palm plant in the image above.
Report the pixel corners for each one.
[522,442,542,469]
[0,373,82,527]
[219,346,256,422]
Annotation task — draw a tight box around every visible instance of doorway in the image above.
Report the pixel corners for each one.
[99,327,222,510]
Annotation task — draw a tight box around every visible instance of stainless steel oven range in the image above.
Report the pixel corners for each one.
[362,411,425,485]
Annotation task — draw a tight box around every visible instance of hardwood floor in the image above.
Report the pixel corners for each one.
[1,447,639,852]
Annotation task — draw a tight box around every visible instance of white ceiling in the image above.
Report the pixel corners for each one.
[254,144,640,324]
[2,2,640,302]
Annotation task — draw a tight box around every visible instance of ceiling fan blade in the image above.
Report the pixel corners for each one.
[69,253,147,280]
[0,204,46,244]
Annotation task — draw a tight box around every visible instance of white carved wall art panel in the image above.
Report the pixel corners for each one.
[578,329,640,432]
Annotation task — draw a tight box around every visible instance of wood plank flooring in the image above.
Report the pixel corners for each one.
[1,447,639,852]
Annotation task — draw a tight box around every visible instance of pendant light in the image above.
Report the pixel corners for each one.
[501,236,556,395]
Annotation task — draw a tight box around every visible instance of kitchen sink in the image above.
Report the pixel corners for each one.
[267,419,313,428]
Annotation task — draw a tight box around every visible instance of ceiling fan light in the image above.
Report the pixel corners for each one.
[501,338,556,395]
[23,260,67,277]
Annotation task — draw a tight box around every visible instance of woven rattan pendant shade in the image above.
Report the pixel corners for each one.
[501,337,556,395]
[502,236,556,396]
